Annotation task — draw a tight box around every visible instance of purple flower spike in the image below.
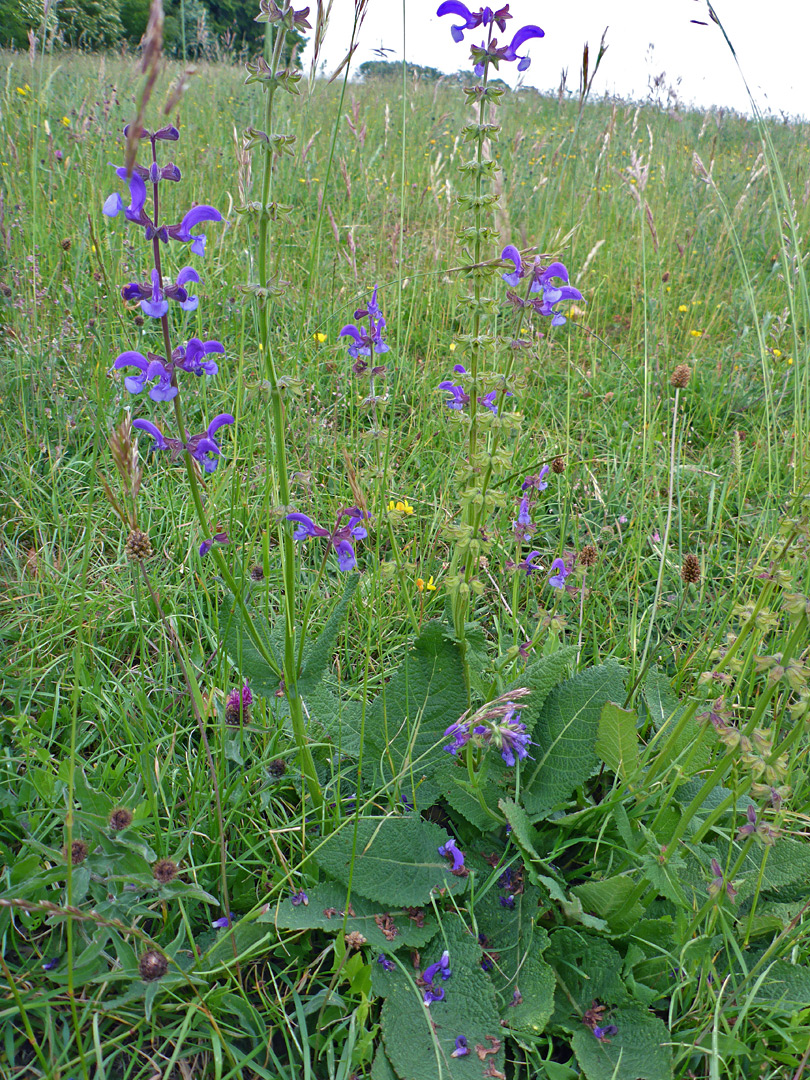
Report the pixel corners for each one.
[133,418,169,450]
[167,205,223,257]
[438,838,466,874]
[451,1035,469,1058]
[548,558,570,589]
[340,285,389,358]
[114,350,150,394]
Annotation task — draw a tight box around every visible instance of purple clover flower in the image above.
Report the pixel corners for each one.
[340,286,389,359]
[438,839,466,874]
[501,246,583,325]
[286,507,370,572]
[548,557,570,589]
[134,414,235,474]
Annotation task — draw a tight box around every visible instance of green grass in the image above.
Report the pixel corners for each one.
[1,32,810,1080]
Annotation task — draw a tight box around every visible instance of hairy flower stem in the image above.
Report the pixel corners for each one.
[255,19,322,811]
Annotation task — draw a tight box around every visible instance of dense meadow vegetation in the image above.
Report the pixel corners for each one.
[2,6,810,1077]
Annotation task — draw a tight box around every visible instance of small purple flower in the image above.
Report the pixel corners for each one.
[199,531,229,556]
[479,388,512,415]
[212,912,233,929]
[42,957,60,971]
[514,497,534,535]
[594,1024,618,1041]
[522,465,550,492]
[141,269,169,318]
[178,337,224,378]
[451,1035,469,1058]
[166,204,223,257]
[377,955,395,972]
[503,24,545,71]
[548,558,570,589]
[516,550,541,577]
[287,513,331,540]
[290,890,309,906]
[423,950,452,983]
[423,984,445,1005]
[438,839,466,874]
[286,507,370,572]
[439,363,470,410]
[436,2,511,43]
[501,247,582,325]
[736,804,758,840]
[494,707,532,767]
[499,895,516,909]
[134,414,234,475]
[340,285,389,359]
[709,858,737,902]
[334,540,357,572]
[103,166,148,225]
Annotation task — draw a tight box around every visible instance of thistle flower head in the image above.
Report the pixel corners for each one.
[138,949,169,981]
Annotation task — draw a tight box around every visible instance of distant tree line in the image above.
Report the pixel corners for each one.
[357,59,507,89]
[0,0,305,57]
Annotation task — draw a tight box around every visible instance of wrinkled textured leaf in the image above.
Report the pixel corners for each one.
[364,623,468,785]
[299,575,360,691]
[262,881,437,950]
[523,662,626,816]
[596,703,639,781]
[571,875,645,933]
[381,916,503,1080]
[547,928,627,1017]
[644,667,709,774]
[572,1004,672,1080]
[753,959,810,1007]
[311,815,468,907]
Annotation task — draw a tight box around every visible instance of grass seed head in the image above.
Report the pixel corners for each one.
[681,554,701,584]
[579,545,599,568]
[126,529,153,562]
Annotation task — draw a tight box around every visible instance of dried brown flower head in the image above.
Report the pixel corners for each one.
[250,564,264,581]
[551,456,566,474]
[578,545,598,568]
[138,949,168,981]
[681,554,701,584]
[268,758,287,778]
[152,858,179,884]
[345,931,367,950]
[64,839,89,864]
[61,238,72,251]
[126,529,153,562]
[671,364,691,389]
[109,807,133,831]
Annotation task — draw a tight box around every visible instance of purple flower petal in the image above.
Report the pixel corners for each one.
[548,557,570,589]
[103,192,123,217]
[503,24,545,62]
[207,413,235,438]
[133,419,168,449]
[334,539,357,572]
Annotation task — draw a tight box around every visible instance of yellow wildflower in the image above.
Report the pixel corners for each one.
[61,116,70,127]
[690,329,703,338]
[678,304,689,313]
[416,576,437,593]
[449,342,457,352]
[313,332,327,343]
[388,499,414,515]
[772,349,782,358]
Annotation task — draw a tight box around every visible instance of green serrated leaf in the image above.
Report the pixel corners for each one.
[644,668,709,776]
[261,881,437,950]
[311,816,468,907]
[220,596,282,698]
[381,916,503,1080]
[505,646,576,709]
[753,959,810,1007]
[364,623,468,785]
[596,703,639,782]
[571,1005,672,1080]
[523,662,627,817]
[299,576,360,692]
[547,928,627,1013]
[570,876,644,934]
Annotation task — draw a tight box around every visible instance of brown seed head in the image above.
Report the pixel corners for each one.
[61,238,72,251]
[578,545,599,568]
[250,564,264,581]
[268,758,287,778]
[126,529,153,562]
[134,315,145,327]
[551,456,566,474]
[671,364,691,389]
[345,931,367,950]
[681,554,701,584]
[138,949,168,981]
[64,839,89,864]
[0,284,12,297]
[152,858,179,884]
[109,807,133,831]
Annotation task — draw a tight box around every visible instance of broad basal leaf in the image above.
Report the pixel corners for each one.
[571,1004,672,1080]
[523,662,627,817]
[381,915,503,1080]
[311,815,468,907]
[596,703,639,782]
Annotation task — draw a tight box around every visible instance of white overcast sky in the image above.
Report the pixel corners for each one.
[302,1,810,119]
